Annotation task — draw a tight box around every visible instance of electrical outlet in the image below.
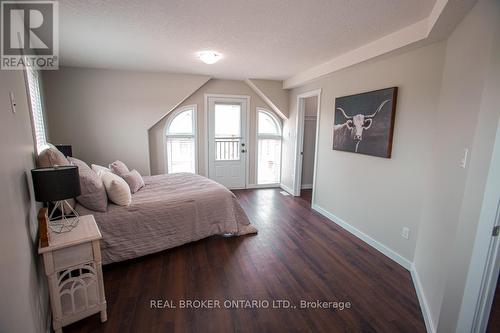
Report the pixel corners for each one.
[401,227,410,240]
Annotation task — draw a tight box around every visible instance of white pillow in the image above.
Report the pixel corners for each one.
[91,164,110,174]
[99,171,131,206]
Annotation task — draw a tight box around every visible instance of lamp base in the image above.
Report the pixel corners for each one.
[48,200,80,233]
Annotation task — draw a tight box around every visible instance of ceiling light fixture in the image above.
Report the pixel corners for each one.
[197,50,222,64]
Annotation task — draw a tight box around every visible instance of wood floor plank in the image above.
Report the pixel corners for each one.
[63,188,425,333]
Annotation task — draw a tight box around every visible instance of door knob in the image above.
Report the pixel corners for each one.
[241,149,247,153]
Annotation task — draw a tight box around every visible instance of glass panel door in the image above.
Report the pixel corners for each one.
[208,97,247,189]
[214,103,241,161]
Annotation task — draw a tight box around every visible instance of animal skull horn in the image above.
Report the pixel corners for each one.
[336,107,352,119]
[365,99,391,118]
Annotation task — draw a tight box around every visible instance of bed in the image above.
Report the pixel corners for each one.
[76,172,257,264]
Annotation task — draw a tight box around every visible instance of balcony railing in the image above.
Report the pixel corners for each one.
[215,138,240,161]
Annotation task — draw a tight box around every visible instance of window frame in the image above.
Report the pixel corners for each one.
[24,67,48,155]
[257,108,282,138]
[256,108,282,185]
[164,105,198,174]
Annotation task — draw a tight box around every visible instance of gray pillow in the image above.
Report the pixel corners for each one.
[68,157,108,212]
[91,164,110,174]
[68,156,87,167]
[37,147,70,168]
[122,169,145,193]
[109,160,129,177]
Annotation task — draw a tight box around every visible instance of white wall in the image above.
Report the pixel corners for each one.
[0,70,49,333]
[414,1,500,331]
[246,79,289,118]
[42,67,210,175]
[148,79,277,184]
[301,96,317,186]
[283,41,446,262]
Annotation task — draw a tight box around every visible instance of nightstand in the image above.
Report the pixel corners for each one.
[39,215,107,333]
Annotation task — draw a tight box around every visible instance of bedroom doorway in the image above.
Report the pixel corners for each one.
[293,89,321,200]
[206,95,249,189]
[301,96,318,196]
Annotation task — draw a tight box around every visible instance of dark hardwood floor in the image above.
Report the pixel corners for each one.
[300,188,312,203]
[65,188,425,333]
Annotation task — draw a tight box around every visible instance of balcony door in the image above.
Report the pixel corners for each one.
[207,96,248,189]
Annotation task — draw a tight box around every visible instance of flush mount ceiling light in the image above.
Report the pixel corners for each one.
[197,51,222,64]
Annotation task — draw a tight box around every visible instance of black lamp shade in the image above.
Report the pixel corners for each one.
[55,144,72,157]
[31,166,81,202]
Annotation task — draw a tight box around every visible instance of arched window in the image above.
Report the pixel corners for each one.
[165,105,197,173]
[257,109,282,184]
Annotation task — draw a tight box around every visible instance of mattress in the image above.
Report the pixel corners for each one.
[76,173,257,264]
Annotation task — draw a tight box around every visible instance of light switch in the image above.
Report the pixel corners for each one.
[460,148,469,169]
[9,92,16,113]
[401,227,410,240]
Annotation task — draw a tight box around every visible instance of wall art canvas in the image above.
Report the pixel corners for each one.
[333,87,398,158]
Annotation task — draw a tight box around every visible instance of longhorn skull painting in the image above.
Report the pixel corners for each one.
[333,87,398,158]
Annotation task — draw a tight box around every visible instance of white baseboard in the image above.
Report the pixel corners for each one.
[411,264,436,333]
[280,183,294,195]
[246,183,280,189]
[311,203,412,270]
[301,184,313,189]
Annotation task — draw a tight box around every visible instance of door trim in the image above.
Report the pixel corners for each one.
[204,94,251,188]
[293,89,322,199]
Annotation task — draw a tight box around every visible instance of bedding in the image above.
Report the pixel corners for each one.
[99,170,132,206]
[109,160,129,176]
[122,169,144,193]
[91,164,110,174]
[68,157,108,212]
[75,172,257,264]
[37,146,70,168]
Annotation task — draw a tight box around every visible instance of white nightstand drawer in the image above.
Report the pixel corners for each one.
[53,242,94,271]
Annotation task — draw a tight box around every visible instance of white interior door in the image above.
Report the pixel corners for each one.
[208,97,248,189]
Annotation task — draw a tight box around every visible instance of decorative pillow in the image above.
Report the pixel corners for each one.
[91,164,110,174]
[68,156,88,169]
[99,171,131,206]
[68,157,108,212]
[109,160,129,177]
[122,169,144,193]
[37,147,70,168]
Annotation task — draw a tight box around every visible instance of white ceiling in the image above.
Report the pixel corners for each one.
[59,0,436,80]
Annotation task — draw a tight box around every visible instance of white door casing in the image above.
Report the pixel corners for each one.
[293,89,322,198]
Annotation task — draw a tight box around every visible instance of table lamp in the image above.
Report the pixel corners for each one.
[31,165,81,233]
